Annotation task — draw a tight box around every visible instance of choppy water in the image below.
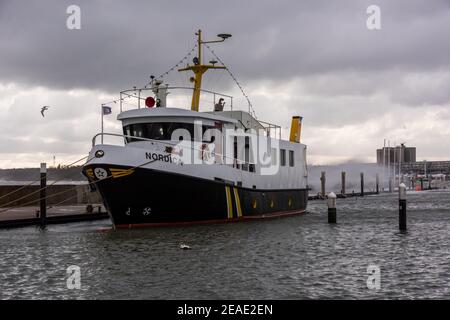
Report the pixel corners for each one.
[0,190,449,299]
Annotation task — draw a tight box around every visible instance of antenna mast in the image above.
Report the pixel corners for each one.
[178,29,231,112]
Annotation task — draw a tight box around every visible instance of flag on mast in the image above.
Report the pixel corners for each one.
[101,105,112,144]
[102,106,112,115]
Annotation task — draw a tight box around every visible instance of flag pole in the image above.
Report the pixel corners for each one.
[101,104,104,144]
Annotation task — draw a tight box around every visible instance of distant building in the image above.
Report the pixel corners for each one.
[401,161,450,175]
[376,144,416,165]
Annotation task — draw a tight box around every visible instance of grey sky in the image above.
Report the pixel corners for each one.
[1,0,450,167]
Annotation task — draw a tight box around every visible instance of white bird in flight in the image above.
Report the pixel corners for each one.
[41,106,50,117]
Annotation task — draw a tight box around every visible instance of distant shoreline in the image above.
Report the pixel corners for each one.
[0,166,85,182]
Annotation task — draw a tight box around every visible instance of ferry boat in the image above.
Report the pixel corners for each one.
[82,30,309,228]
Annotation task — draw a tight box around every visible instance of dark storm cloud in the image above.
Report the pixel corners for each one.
[1,0,450,93]
[2,0,450,167]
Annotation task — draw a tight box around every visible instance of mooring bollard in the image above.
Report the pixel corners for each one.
[40,162,47,228]
[399,183,407,231]
[327,192,337,223]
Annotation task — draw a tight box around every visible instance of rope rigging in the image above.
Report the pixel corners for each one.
[0,155,89,202]
[204,43,258,119]
[0,156,160,215]
[143,43,198,88]
[100,40,257,119]
[99,44,198,108]
[0,155,93,210]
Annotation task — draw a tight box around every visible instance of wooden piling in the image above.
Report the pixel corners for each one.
[40,163,47,228]
[320,171,326,198]
[341,171,346,195]
[399,183,407,231]
[376,173,379,194]
[360,172,365,196]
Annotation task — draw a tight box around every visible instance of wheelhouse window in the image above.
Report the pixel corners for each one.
[123,122,214,142]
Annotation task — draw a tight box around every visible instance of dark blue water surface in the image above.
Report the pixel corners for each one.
[0,190,449,299]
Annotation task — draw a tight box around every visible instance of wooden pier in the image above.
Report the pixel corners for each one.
[0,205,109,229]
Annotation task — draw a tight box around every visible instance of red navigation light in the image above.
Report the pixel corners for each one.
[145,97,156,108]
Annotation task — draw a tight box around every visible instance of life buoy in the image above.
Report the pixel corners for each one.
[200,143,214,161]
[145,97,155,108]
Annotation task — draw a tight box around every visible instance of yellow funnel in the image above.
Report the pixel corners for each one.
[289,116,303,143]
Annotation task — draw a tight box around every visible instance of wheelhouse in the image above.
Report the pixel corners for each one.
[117,107,238,144]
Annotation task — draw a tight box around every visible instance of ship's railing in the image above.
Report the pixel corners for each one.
[258,120,282,140]
[92,133,256,172]
[119,86,233,113]
[92,133,177,148]
[117,86,282,139]
[237,119,281,140]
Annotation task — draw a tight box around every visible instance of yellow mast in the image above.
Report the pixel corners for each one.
[178,29,230,112]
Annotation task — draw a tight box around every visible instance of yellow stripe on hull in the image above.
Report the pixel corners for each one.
[110,168,135,179]
[225,186,233,219]
[233,188,243,218]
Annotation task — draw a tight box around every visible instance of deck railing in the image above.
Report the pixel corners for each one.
[119,86,233,113]
[91,133,257,173]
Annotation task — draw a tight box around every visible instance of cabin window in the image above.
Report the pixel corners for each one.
[280,149,286,166]
[289,150,294,167]
[123,123,214,142]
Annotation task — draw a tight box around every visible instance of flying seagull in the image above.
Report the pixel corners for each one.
[41,106,50,117]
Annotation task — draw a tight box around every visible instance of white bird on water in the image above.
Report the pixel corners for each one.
[41,106,50,117]
[180,243,191,250]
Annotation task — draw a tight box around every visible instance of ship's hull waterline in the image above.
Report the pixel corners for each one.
[83,165,308,228]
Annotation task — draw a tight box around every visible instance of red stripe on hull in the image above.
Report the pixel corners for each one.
[114,209,306,229]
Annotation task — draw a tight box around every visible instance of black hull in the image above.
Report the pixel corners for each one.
[83,165,308,228]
